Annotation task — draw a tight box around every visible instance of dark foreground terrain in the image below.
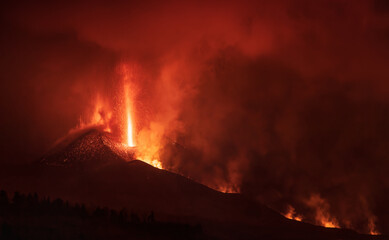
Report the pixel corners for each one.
[0,190,203,240]
[0,189,385,240]
[0,128,387,240]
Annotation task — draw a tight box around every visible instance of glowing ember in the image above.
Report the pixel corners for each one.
[321,219,338,228]
[306,194,339,228]
[368,216,380,235]
[215,186,235,193]
[284,205,302,222]
[294,216,302,222]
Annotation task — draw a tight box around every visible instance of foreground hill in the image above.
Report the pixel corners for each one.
[0,190,203,240]
[0,128,386,240]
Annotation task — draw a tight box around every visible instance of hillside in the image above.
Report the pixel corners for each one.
[0,128,386,240]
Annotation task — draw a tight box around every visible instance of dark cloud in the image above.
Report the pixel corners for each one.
[0,13,119,162]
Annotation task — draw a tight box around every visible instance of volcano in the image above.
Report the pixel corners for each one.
[40,127,136,167]
[0,128,386,240]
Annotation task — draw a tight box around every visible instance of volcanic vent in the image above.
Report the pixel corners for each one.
[40,128,136,168]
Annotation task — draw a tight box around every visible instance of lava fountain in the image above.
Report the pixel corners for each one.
[119,64,162,169]
[124,83,135,148]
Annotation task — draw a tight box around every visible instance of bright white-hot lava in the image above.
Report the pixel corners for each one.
[124,83,135,148]
[119,64,162,169]
[127,112,135,147]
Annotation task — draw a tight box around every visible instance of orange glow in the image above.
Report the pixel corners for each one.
[294,216,302,222]
[119,63,162,169]
[306,194,339,228]
[76,94,112,132]
[75,63,164,169]
[215,185,239,193]
[284,205,302,222]
[135,122,164,169]
[368,216,380,235]
[321,219,338,228]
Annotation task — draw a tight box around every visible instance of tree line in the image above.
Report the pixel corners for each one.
[0,190,204,240]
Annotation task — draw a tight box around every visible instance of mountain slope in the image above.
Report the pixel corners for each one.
[0,128,386,240]
[40,128,135,167]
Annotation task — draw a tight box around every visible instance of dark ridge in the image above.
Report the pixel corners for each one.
[0,128,386,240]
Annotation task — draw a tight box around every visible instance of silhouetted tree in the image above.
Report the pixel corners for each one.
[130,212,140,223]
[93,206,102,218]
[12,192,22,206]
[74,203,88,219]
[33,193,39,203]
[147,211,155,223]
[110,209,119,223]
[0,190,9,216]
[0,190,9,205]
[41,196,51,213]
[1,222,13,239]
[0,189,204,240]
[53,198,64,208]
[93,206,109,220]
[80,204,88,218]
[119,208,128,224]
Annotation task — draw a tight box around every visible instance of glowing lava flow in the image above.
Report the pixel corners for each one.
[284,205,302,222]
[306,194,340,229]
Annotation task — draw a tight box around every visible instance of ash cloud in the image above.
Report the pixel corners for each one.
[1,0,389,234]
